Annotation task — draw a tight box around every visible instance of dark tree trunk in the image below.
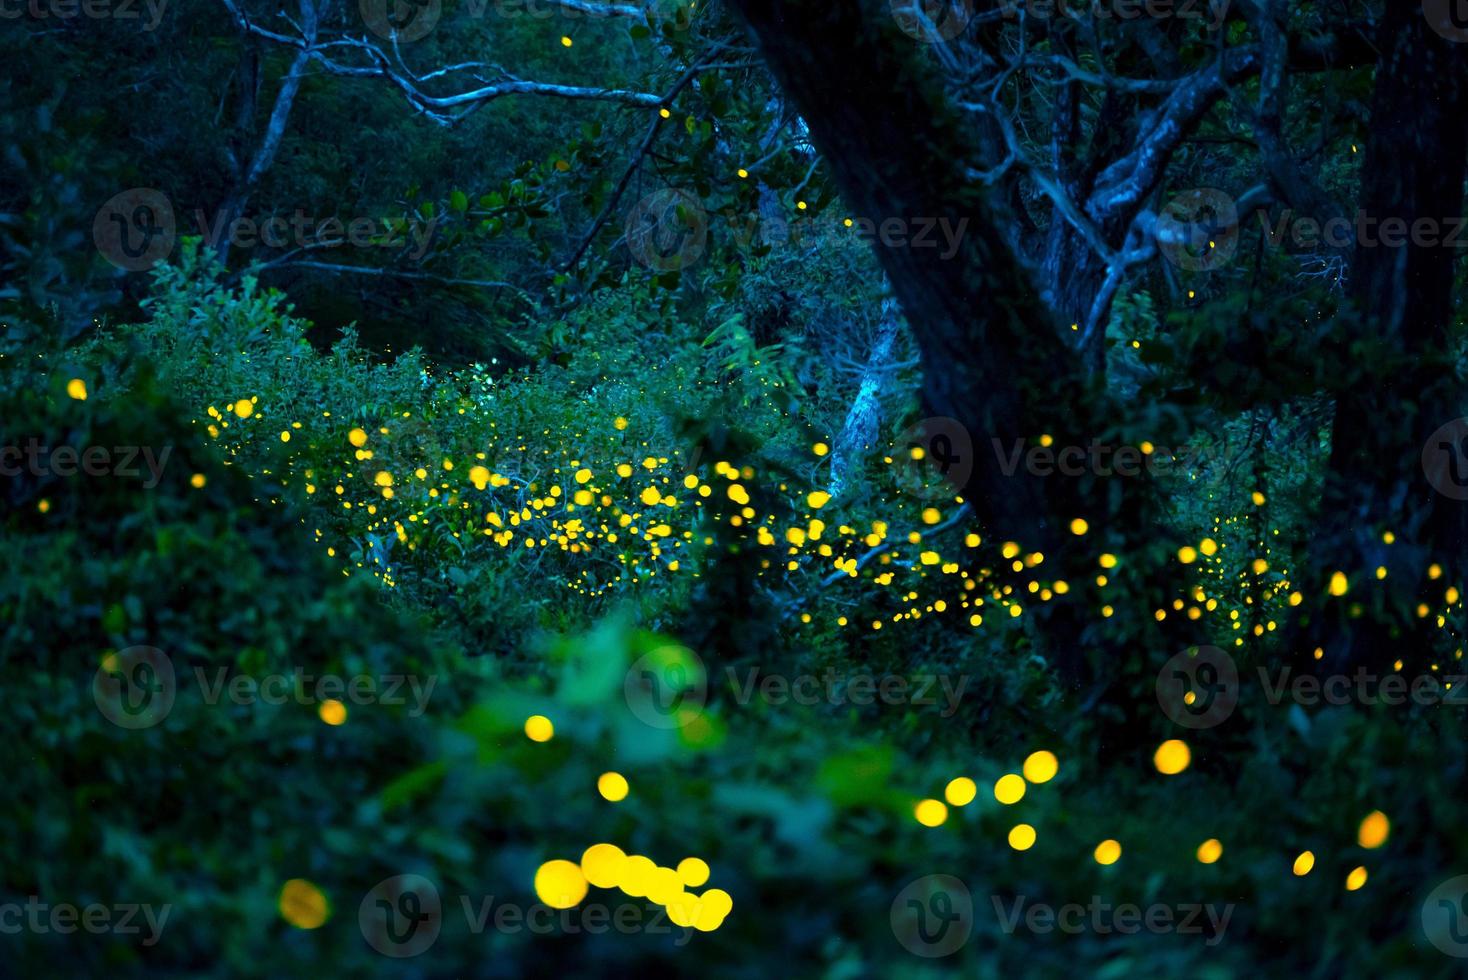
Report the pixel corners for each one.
[724,0,1196,697]
[1308,2,1468,674]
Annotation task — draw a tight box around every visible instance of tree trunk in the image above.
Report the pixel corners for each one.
[725,0,1193,694]
[1308,1,1468,674]
[828,295,902,501]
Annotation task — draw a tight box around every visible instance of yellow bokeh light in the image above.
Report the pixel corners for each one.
[1093,839,1122,865]
[914,798,948,827]
[534,859,588,909]
[580,843,626,889]
[1357,811,1389,849]
[617,855,656,897]
[1008,823,1037,851]
[994,773,1027,804]
[1293,850,1315,876]
[317,699,346,726]
[694,888,733,931]
[1153,739,1190,775]
[1022,750,1058,783]
[278,878,329,929]
[1196,838,1223,864]
[597,771,629,802]
[944,777,977,807]
[524,714,554,742]
[676,856,710,887]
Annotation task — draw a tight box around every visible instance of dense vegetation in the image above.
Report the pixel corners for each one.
[3,1,1467,976]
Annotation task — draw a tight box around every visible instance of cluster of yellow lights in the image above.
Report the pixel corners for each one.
[907,739,1385,888]
[61,373,1420,927]
[184,404,1466,668]
[534,848,732,931]
[513,716,732,930]
[913,751,1058,855]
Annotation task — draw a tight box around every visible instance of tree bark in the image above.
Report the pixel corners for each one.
[1309,1,1468,673]
[724,0,1192,693]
